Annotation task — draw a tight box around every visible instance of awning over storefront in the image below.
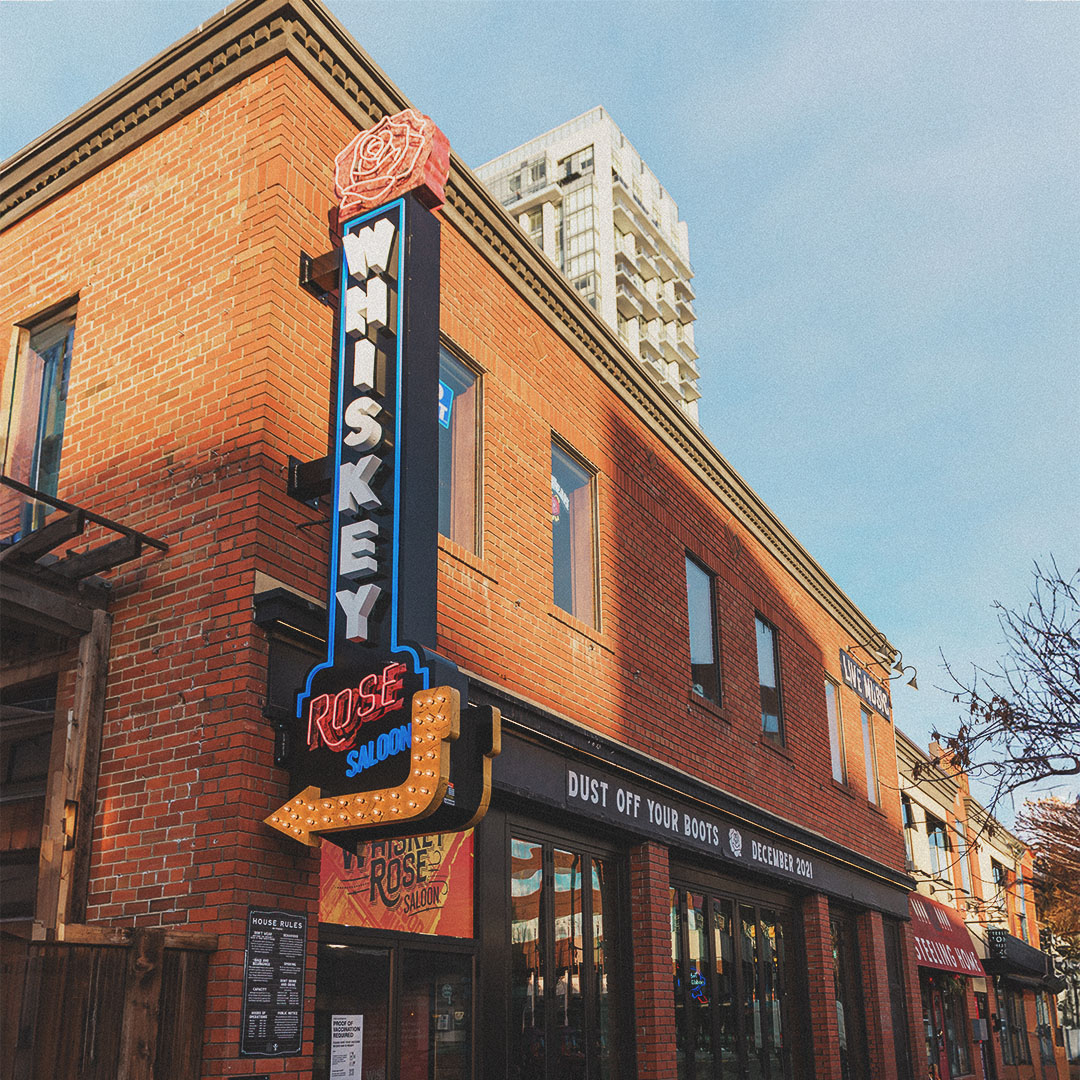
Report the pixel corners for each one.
[984,928,1065,992]
[909,893,985,976]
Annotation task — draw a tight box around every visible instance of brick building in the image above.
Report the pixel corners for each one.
[897,731,1068,1080]
[2,1,927,1077]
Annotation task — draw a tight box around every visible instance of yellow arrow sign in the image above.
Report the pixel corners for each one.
[265,685,460,847]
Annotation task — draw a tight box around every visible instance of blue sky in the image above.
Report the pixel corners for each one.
[3,1,1077,816]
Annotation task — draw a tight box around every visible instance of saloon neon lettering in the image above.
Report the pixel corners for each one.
[307,662,407,751]
[345,725,412,777]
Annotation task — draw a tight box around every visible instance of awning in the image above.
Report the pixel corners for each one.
[984,928,1064,991]
[909,893,985,976]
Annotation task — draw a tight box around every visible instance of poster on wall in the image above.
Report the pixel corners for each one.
[330,1015,363,1080]
[239,907,307,1058]
[320,830,473,938]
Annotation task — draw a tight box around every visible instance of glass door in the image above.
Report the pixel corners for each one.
[671,887,796,1080]
[314,941,474,1080]
[314,945,391,1080]
[400,951,472,1080]
[508,835,624,1080]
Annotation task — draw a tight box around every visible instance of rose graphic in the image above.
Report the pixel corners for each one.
[334,108,451,218]
[728,828,743,858]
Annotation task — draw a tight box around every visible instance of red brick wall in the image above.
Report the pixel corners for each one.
[438,197,906,876]
[858,909,899,1080]
[802,893,842,1080]
[629,842,676,1080]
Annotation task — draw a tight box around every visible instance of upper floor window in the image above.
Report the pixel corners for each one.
[551,440,596,627]
[1016,869,1030,942]
[1,307,76,532]
[755,615,783,743]
[954,817,972,893]
[825,678,846,783]
[991,859,1009,916]
[438,346,479,552]
[927,814,951,880]
[861,706,880,805]
[685,555,721,705]
[900,794,915,861]
[526,207,543,249]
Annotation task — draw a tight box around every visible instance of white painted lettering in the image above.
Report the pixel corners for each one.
[352,339,377,391]
[345,278,388,338]
[344,395,383,451]
[336,583,381,641]
[339,520,378,578]
[339,456,381,514]
[343,218,395,278]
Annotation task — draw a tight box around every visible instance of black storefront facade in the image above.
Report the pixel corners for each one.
[298,668,917,1080]
[984,929,1065,1073]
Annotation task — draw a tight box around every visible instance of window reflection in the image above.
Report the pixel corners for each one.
[670,888,793,1080]
[511,837,621,1080]
[511,840,545,1080]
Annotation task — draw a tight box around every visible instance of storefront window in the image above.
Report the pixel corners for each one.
[510,836,622,1080]
[712,899,739,1076]
[671,885,794,1080]
[1000,985,1032,1065]
[940,977,971,1076]
[553,848,585,1076]
[689,894,714,1074]
[830,911,869,1080]
[511,839,546,1078]
[671,888,688,1079]
[1036,992,1055,1063]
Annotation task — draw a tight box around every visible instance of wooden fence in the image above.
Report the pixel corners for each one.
[1,926,217,1080]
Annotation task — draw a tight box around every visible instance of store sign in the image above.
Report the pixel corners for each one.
[320,830,473,938]
[563,765,817,883]
[266,114,498,850]
[839,649,892,722]
[495,733,913,918]
[909,894,985,975]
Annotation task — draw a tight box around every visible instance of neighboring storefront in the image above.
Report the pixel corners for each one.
[909,893,986,1080]
[897,731,1069,1080]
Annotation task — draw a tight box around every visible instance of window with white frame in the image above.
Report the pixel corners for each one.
[551,440,597,627]
[825,678,846,784]
[2,306,76,534]
[861,707,880,804]
[926,814,951,880]
[954,818,972,893]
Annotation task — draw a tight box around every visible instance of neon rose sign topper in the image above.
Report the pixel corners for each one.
[334,108,451,217]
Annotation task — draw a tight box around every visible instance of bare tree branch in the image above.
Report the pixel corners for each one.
[929,558,1080,815]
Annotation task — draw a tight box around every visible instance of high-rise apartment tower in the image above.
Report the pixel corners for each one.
[476,108,701,421]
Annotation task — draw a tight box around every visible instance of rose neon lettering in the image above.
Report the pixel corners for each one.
[307,662,407,751]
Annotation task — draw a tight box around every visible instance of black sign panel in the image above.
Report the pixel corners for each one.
[496,734,910,918]
[239,907,307,1058]
[839,649,892,722]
